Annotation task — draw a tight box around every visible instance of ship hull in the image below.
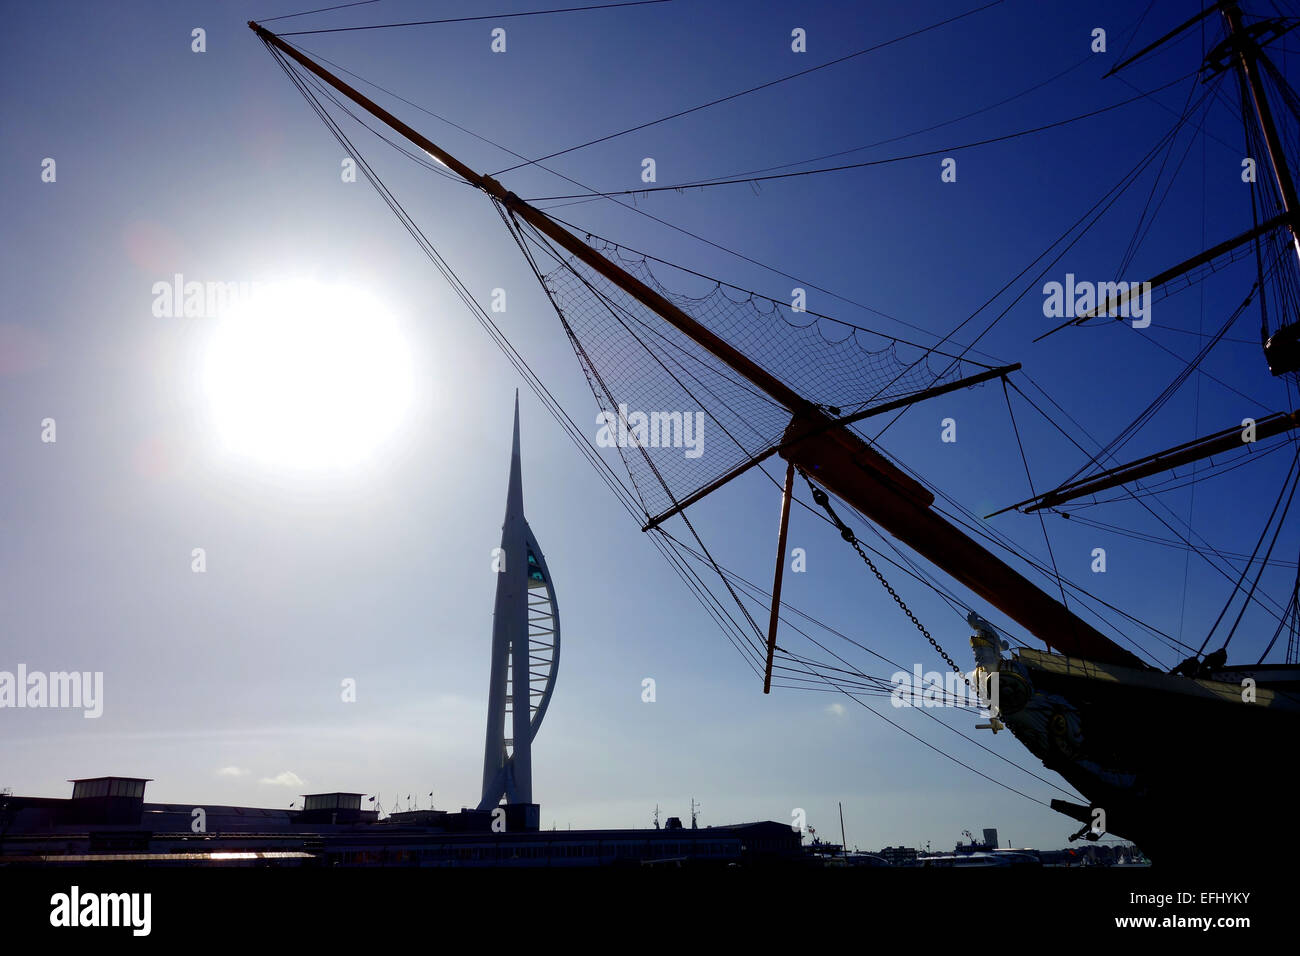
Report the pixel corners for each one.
[987,646,1300,865]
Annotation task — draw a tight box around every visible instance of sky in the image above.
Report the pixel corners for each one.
[3,0,1298,853]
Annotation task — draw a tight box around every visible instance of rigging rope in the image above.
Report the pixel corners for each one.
[1008,376,1294,645]
[1057,283,1261,488]
[521,70,1201,201]
[491,0,1004,176]
[654,49,1102,191]
[1203,445,1300,654]
[273,37,989,363]
[795,468,971,687]
[258,0,380,23]
[1002,380,1071,614]
[278,1,670,36]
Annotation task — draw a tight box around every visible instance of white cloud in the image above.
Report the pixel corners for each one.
[216,766,249,777]
[259,770,305,787]
[825,703,846,717]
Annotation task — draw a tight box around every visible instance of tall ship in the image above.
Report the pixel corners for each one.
[243,2,1300,865]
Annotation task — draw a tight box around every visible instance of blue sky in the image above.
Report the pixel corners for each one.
[3,0,1297,852]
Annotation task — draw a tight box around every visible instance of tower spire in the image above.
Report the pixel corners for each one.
[477,395,561,825]
[505,389,523,523]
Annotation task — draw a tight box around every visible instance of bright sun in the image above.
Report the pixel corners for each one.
[203,279,415,471]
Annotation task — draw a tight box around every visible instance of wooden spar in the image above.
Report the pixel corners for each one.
[828,363,1021,429]
[995,410,1300,515]
[248,22,1147,670]
[248,20,808,415]
[1032,214,1290,343]
[763,460,795,694]
[776,415,1148,670]
[641,362,1020,532]
[1102,5,1220,78]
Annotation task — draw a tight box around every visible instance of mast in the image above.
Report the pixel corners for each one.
[1015,3,1300,512]
[1041,2,1300,342]
[1221,1,1300,270]
[248,22,1146,669]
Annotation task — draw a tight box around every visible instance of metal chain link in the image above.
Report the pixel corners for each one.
[798,468,971,688]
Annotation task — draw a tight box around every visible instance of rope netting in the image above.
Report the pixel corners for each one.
[541,244,981,517]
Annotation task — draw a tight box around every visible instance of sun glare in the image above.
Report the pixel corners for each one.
[202,279,415,471]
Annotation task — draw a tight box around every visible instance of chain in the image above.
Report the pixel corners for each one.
[797,468,971,688]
